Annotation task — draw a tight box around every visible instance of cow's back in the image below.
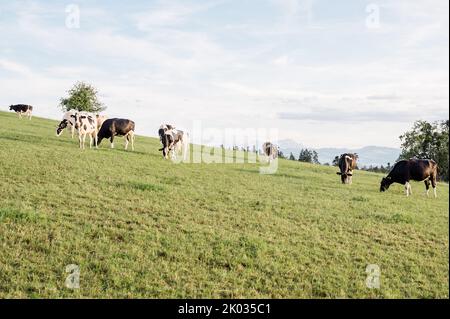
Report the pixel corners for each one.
[99,118,134,138]
[389,159,435,182]
[408,159,437,181]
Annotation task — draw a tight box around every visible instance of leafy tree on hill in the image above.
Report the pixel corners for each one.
[332,156,340,166]
[398,120,449,181]
[60,82,106,113]
[298,148,320,164]
[278,150,286,159]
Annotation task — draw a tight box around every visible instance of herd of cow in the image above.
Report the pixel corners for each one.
[8,104,439,198]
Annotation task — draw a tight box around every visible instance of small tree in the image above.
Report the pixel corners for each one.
[332,156,340,166]
[298,149,311,162]
[298,148,320,164]
[312,150,320,164]
[60,82,106,113]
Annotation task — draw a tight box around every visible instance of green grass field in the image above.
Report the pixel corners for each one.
[0,110,448,298]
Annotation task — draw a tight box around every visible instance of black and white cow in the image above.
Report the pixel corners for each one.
[380,159,438,197]
[336,153,358,184]
[159,125,189,161]
[97,118,135,151]
[158,124,175,140]
[56,109,79,138]
[9,104,33,120]
[74,112,98,149]
[262,142,278,164]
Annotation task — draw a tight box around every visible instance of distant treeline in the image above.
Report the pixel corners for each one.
[281,120,449,182]
[219,121,449,182]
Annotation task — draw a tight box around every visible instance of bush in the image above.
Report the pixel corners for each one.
[60,82,106,113]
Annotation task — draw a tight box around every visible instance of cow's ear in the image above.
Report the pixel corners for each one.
[336,172,342,175]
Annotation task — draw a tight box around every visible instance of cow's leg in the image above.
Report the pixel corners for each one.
[110,136,115,149]
[18,112,22,118]
[405,182,412,196]
[431,175,437,198]
[89,134,93,149]
[424,180,431,197]
[28,111,32,120]
[78,133,83,149]
[83,134,87,150]
[164,148,169,159]
[71,125,75,138]
[124,135,129,150]
[94,133,98,149]
[130,131,135,151]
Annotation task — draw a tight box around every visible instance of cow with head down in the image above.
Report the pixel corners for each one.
[336,153,358,184]
[380,159,438,197]
[158,124,189,161]
[97,118,135,151]
[262,142,278,164]
[56,109,78,138]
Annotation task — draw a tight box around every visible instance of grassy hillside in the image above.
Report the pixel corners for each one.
[0,110,448,298]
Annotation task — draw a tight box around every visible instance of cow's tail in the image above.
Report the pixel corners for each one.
[434,161,440,181]
[429,159,439,181]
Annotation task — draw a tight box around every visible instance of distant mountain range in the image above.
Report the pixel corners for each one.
[278,139,401,167]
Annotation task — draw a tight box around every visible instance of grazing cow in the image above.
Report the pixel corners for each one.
[74,112,98,149]
[336,153,358,184]
[159,126,189,161]
[9,104,33,120]
[97,118,135,151]
[56,109,78,138]
[380,159,438,197]
[262,142,278,163]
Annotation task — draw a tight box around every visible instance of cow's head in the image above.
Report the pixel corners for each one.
[158,128,166,141]
[337,171,353,184]
[56,119,68,136]
[9,105,14,110]
[380,177,392,192]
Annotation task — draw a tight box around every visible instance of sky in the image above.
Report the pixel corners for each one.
[0,0,448,148]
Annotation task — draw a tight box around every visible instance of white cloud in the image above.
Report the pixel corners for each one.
[134,0,225,30]
[0,0,448,148]
[0,59,32,76]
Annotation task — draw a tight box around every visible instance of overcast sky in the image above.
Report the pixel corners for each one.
[0,0,448,148]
